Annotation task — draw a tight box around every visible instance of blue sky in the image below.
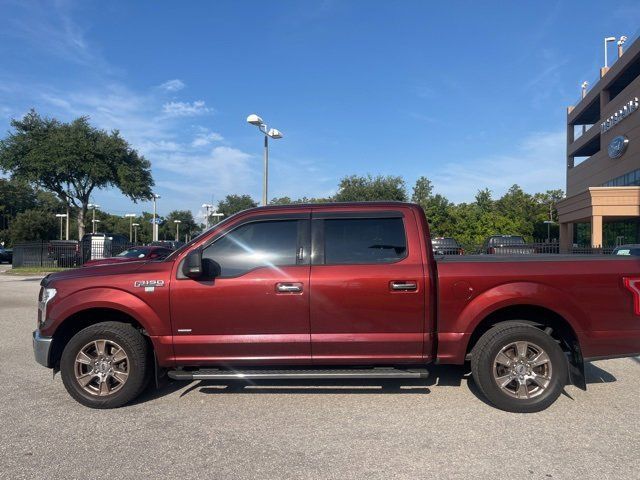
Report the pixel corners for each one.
[1,0,639,220]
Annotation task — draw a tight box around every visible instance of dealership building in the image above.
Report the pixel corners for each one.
[557,34,640,248]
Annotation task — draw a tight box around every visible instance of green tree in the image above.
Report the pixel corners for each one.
[161,210,199,241]
[334,174,407,202]
[9,209,58,244]
[269,196,295,205]
[411,176,454,236]
[217,194,258,217]
[0,110,154,239]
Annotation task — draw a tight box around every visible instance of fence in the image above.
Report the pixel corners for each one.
[12,240,134,268]
[461,242,616,255]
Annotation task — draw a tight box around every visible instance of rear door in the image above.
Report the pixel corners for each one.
[309,208,428,364]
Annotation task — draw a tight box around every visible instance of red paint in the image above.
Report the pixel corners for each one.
[39,202,640,371]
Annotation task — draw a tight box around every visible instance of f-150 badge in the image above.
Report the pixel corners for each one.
[134,280,165,292]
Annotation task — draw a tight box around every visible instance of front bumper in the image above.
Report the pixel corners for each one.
[32,330,53,367]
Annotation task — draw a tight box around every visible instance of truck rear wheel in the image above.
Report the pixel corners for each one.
[60,322,151,408]
[471,323,568,413]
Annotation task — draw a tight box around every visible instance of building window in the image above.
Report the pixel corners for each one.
[602,169,640,187]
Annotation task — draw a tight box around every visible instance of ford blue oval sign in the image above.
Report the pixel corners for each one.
[608,135,629,159]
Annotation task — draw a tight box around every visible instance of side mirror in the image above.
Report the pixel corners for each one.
[182,249,203,278]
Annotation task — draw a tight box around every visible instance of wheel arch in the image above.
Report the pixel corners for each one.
[50,307,153,369]
[465,304,586,389]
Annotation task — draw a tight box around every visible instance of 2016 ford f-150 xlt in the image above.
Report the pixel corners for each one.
[33,202,640,412]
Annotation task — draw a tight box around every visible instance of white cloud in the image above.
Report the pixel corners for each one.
[162,100,210,117]
[159,79,185,92]
[191,130,224,147]
[428,130,565,203]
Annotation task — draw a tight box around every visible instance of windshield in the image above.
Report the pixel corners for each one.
[165,214,238,260]
[116,248,149,258]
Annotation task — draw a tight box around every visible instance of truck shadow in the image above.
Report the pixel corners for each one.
[177,365,471,398]
[135,362,618,405]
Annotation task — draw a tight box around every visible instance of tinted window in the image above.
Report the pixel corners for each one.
[203,220,298,276]
[323,218,406,264]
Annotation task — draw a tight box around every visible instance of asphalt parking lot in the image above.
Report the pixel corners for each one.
[1,270,639,480]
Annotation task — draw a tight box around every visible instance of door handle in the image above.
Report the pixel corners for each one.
[276,282,303,293]
[390,281,418,291]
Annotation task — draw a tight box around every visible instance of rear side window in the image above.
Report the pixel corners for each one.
[203,220,299,277]
[323,218,407,264]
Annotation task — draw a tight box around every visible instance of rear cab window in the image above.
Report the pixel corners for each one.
[319,217,407,265]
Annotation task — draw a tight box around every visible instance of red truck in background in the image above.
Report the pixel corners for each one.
[33,202,640,412]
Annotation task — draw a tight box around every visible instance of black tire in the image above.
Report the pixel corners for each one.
[471,322,568,413]
[60,322,151,409]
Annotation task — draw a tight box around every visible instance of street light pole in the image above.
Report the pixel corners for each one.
[604,36,616,69]
[174,220,181,241]
[55,214,66,240]
[152,194,161,242]
[263,134,269,206]
[125,214,136,242]
[132,223,139,244]
[246,114,283,206]
[202,203,213,230]
[88,204,100,234]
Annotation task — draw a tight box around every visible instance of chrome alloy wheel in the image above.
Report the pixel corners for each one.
[492,341,552,400]
[74,339,129,396]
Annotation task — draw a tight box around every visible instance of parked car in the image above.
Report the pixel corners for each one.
[83,246,173,267]
[483,235,536,254]
[612,244,640,256]
[0,247,12,264]
[149,240,185,250]
[47,240,80,267]
[33,202,640,413]
[79,233,130,263]
[432,237,464,255]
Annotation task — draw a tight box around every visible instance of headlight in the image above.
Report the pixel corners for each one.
[41,287,57,306]
[38,288,57,328]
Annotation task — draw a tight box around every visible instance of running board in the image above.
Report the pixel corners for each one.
[167,367,429,381]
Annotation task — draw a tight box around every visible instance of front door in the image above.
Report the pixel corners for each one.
[309,209,426,364]
[170,214,311,365]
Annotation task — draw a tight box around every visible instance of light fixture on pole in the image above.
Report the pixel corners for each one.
[88,203,100,234]
[124,213,136,243]
[132,223,140,244]
[210,212,224,226]
[580,81,589,99]
[604,36,616,69]
[92,219,101,232]
[152,194,161,242]
[55,214,67,240]
[618,35,628,59]
[202,203,214,230]
[246,114,283,206]
[174,220,181,241]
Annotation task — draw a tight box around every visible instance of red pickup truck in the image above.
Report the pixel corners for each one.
[33,202,640,412]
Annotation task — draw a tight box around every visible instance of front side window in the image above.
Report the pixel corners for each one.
[203,220,299,277]
[323,217,407,264]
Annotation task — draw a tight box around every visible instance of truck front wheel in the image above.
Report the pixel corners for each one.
[60,322,151,408]
[471,323,568,413]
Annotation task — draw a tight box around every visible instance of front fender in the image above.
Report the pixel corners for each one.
[43,287,169,337]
